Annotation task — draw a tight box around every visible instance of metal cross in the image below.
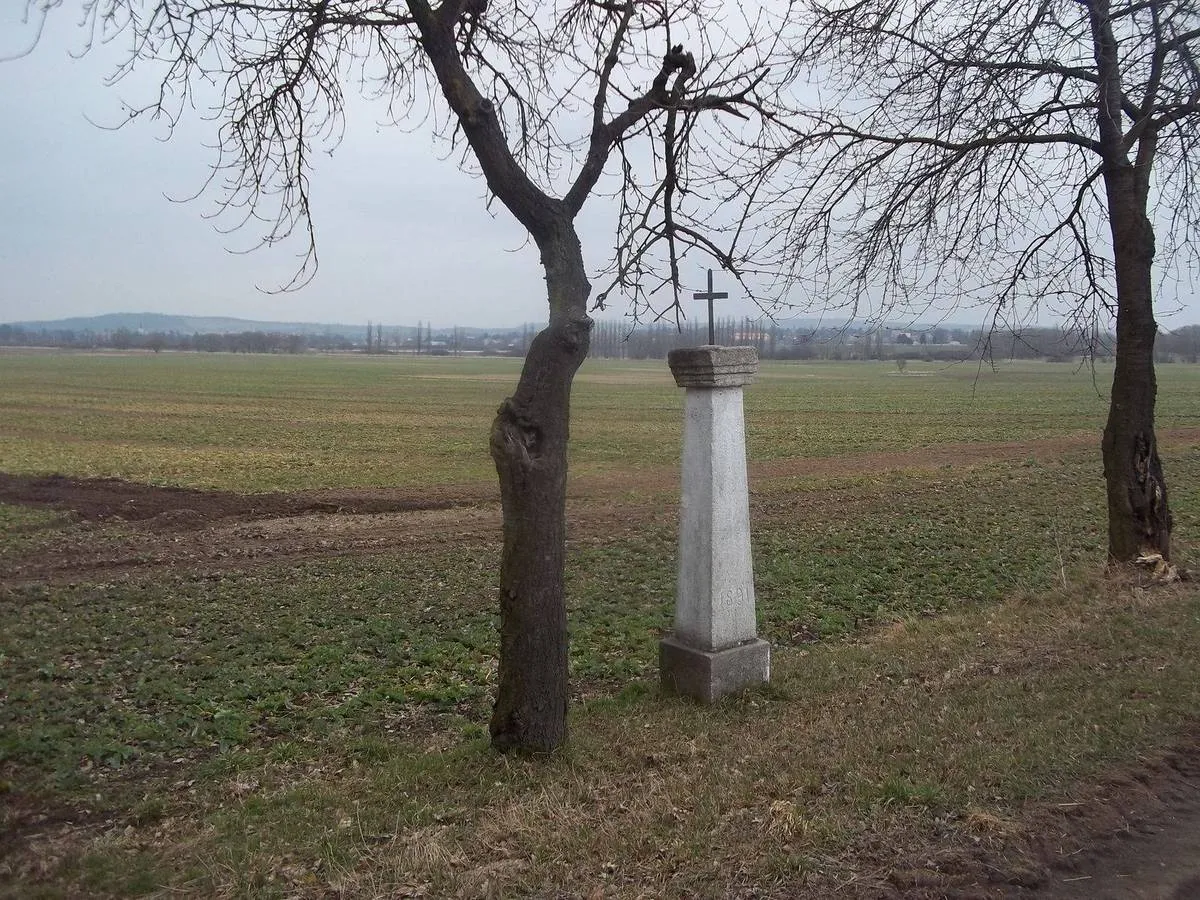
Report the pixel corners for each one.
[692,269,729,345]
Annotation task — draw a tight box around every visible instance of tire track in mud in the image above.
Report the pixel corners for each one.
[3,428,1198,587]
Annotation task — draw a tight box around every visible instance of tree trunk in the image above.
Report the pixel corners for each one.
[1101,166,1172,563]
[489,222,592,753]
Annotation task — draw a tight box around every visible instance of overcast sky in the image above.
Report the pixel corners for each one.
[1,9,573,329]
[1,7,783,331]
[2,6,1197,331]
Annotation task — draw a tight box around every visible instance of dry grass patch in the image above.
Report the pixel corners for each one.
[24,568,1194,898]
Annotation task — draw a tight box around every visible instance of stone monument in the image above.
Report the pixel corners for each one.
[661,344,770,702]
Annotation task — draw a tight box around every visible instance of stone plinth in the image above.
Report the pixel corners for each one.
[661,346,769,702]
[668,345,758,388]
[660,635,771,704]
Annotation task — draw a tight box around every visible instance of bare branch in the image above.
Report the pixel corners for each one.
[757,0,1199,331]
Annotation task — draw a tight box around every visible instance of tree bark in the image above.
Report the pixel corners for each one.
[404,7,596,752]
[489,221,592,752]
[1087,0,1172,564]
[1101,165,1172,562]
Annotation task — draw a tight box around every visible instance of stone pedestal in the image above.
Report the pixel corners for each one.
[661,346,770,701]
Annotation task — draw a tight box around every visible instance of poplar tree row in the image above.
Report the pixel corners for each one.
[587,318,783,360]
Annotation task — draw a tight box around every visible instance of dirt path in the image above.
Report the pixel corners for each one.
[996,747,1200,900]
[1044,806,1200,899]
[0,473,678,585]
[11,429,1197,587]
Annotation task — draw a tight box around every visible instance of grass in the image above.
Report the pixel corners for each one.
[0,353,514,490]
[0,505,71,558]
[4,352,1199,490]
[3,351,1200,896]
[4,451,1182,783]
[10,574,1198,897]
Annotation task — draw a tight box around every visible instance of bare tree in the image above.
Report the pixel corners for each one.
[26,0,788,750]
[764,0,1199,564]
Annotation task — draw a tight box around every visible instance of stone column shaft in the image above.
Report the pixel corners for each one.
[676,386,756,650]
[661,346,769,702]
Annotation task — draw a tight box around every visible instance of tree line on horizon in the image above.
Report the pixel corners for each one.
[5,319,1200,364]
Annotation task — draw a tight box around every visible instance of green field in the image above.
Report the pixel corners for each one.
[6,351,1199,490]
[3,350,1200,897]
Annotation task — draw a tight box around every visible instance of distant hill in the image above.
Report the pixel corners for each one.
[3,313,502,339]
[6,310,1053,338]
